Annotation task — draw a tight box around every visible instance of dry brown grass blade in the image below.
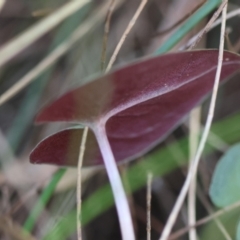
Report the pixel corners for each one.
[188,107,201,240]
[78,0,147,240]
[76,127,89,240]
[181,6,240,50]
[106,0,148,72]
[76,1,126,239]
[0,0,5,11]
[233,36,240,52]
[188,109,231,240]
[0,0,90,68]
[100,1,149,238]
[156,0,206,36]
[189,0,228,50]
[166,135,231,239]
[211,7,240,29]
[158,1,228,239]
[0,217,36,240]
[0,1,112,106]
[196,187,232,240]
[225,29,235,51]
[101,0,116,70]
[147,172,153,240]
[31,8,53,17]
[169,199,240,240]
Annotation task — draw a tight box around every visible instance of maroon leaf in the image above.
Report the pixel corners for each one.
[30,50,240,167]
[30,127,101,166]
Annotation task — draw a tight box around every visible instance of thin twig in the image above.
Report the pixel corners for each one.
[189,0,227,49]
[0,216,37,240]
[0,0,5,11]
[8,188,37,216]
[76,127,89,240]
[106,0,148,72]
[184,123,229,152]
[207,130,229,152]
[147,172,153,240]
[101,0,116,70]
[166,135,231,239]
[0,1,111,106]
[188,107,201,240]
[76,1,118,238]
[233,34,240,52]
[0,0,90,68]
[225,29,235,52]
[76,0,145,238]
[31,8,53,17]
[158,1,228,240]
[196,187,232,240]
[181,6,240,50]
[94,1,149,238]
[155,0,206,36]
[169,199,240,240]
[210,7,240,31]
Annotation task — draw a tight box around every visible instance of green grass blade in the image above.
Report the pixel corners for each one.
[0,0,90,68]
[23,169,66,233]
[154,0,221,55]
[7,3,91,152]
[43,112,240,240]
[28,1,224,238]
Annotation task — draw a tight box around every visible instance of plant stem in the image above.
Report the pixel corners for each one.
[158,1,228,239]
[188,107,201,240]
[94,125,135,240]
[42,112,240,240]
[147,172,153,240]
[77,127,89,240]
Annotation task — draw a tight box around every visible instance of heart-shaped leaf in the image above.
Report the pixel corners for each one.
[209,143,240,208]
[30,50,240,167]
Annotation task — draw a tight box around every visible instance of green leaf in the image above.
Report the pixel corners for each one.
[236,218,240,240]
[209,143,240,208]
